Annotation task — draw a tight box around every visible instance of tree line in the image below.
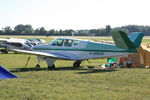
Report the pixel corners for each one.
[0,24,150,36]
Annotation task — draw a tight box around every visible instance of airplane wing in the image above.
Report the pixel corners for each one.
[11,49,77,60]
[0,38,9,41]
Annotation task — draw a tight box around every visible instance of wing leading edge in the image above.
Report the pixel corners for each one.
[11,49,74,60]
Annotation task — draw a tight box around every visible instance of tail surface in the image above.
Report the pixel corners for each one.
[112,31,144,49]
[128,32,144,48]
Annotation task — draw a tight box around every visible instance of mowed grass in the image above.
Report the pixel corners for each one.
[0,36,150,100]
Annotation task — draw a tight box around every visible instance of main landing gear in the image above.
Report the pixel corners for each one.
[36,56,82,70]
[35,64,40,68]
[35,63,55,70]
[73,60,82,68]
[48,64,55,70]
[46,57,56,70]
[36,57,56,70]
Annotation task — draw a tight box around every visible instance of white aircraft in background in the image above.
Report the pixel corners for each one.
[0,38,46,53]
[27,39,46,46]
[11,31,144,70]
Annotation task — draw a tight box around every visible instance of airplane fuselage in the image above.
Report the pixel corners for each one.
[32,38,135,60]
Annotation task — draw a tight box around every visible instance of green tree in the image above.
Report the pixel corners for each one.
[24,25,34,34]
[49,29,55,35]
[3,26,12,34]
[105,25,111,34]
[111,27,129,34]
[14,24,33,34]
[35,27,47,34]
[14,24,24,34]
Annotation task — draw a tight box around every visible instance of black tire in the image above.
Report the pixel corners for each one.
[1,49,8,54]
[36,64,40,68]
[48,64,55,70]
[73,61,81,68]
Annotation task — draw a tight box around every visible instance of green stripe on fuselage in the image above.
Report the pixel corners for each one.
[33,47,136,53]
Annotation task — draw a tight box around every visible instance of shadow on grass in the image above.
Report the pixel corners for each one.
[10,66,91,72]
[11,67,48,72]
[11,67,119,74]
[76,69,118,74]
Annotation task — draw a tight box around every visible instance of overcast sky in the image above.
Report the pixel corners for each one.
[0,0,150,30]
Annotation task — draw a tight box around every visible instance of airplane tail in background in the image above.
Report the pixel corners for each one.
[112,31,144,49]
[128,32,144,48]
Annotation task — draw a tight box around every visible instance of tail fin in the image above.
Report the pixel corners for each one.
[128,32,144,48]
[112,31,143,49]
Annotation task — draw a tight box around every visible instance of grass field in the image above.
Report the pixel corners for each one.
[0,36,150,100]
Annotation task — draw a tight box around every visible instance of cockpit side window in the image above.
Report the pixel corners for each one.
[64,39,73,47]
[74,40,80,45]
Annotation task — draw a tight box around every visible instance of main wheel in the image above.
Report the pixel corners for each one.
[36,64,40,68]
[1,49,8,54]
[73,61,82,68]
[48,64,55,70]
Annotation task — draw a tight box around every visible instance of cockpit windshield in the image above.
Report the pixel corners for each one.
[49,39,64,46]
[49,38,80,47]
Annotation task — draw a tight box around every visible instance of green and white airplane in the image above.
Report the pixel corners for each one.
[11,31,144,70]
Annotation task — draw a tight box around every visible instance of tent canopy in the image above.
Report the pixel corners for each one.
[0,66,17,79]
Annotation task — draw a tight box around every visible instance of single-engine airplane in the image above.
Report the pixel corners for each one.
[11,31,144,70]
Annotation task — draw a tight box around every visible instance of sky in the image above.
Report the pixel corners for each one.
[0,0,150,30]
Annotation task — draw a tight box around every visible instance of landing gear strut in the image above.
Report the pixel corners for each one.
[45,57,56,70]
[73,60,82,68]
[36,56,41,68]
